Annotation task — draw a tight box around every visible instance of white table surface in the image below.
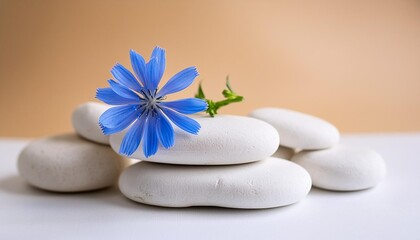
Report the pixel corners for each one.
[0,133,419,240]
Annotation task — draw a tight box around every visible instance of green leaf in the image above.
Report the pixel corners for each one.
[194,82,206,99]
[225,76,233,92]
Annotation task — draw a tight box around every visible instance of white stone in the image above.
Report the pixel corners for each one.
[17,134,128,192]
[72,102,110,145]
[291,145,386,191]
[119,157,312,208]
[272,146,295,160]
[110,115,280,165]
[249,107,340,150]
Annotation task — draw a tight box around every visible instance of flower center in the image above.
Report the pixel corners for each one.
[138,89,166,117]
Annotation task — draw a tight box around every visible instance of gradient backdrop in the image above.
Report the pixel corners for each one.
[1,0,419,137]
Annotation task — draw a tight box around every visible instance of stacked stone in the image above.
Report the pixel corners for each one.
[112,111,312,209]
[250,108,386,191]
[17,102,130,192]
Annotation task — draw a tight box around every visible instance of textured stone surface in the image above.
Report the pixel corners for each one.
[292,144,386,191]
[249,107,339,149]
[72,102,110,145]
[111,115,280,165]
[18,134,127,192]
[119,157,312,208]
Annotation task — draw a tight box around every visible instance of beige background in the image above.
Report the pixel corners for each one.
[1,0,419,137]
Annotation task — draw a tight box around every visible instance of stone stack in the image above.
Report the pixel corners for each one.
[17,102,386,209]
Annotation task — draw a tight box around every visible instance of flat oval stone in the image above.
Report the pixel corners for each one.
[110,115,280,165]
[249,108,340,150]
[272,146,295,160]
[72,102,110,145]
[119,157,312,208]
[17,134,128,192]
[291,145,386,191]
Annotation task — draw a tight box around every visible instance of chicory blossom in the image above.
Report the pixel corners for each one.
[96,46,207,157]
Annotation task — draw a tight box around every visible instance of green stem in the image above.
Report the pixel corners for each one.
[195,76,244,117]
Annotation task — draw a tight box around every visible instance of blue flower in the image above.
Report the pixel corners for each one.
[96,46,207,157]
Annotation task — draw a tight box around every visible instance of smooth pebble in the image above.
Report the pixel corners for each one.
[18,134,128,192]
[291,144,386,191]
[72,102,110,145]
[249,107,339,150]
[119,157,312,208]
[110,115,280,165]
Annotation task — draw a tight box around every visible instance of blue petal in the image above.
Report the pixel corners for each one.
[146,57,160,90]
[96,88,140,105]
[157,67,198,97]
[151,46,166,85]
[99,105,141,135]
[159,98,207,114]
[111,63,142,92]
[119,114,146,156]
[143,117,159,158]
[130,49,147,88]
[160,107,201,134]
[156,111,174,149]
[108,80,141,100]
